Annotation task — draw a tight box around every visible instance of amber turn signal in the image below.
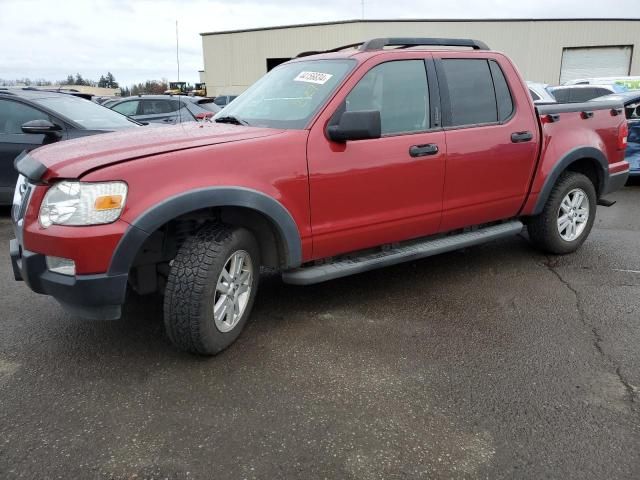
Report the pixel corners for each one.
[94,195,123,211]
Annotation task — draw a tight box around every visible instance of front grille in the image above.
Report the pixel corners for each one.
[11,175,33,224]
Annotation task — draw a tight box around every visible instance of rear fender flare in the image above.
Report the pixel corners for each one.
[532,146,608,215]
[108,187,302,275]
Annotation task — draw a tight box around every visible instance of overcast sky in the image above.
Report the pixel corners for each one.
[0,0,637,87]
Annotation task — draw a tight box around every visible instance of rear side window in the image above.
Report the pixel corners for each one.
[441,59,497,126]
[529,89,541,101]
[142,99,179,114]
[570,88,599,103]
[489,61,514,121]
[552,89,570,103]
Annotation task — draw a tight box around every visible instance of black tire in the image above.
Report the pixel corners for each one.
[164,224,260,355]
[527,171,597,254]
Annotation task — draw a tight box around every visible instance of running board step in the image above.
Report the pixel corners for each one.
[282,220,524,285]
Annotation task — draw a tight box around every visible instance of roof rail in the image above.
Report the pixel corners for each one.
[295,37,490,57]
[360,37,490,51]
[296,42,363,58]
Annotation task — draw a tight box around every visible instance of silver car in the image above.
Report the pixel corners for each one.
[526,81,556,104]
[109,95,221,124]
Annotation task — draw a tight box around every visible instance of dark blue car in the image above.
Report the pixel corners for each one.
[590,92,640,177]
[627,122,640,177]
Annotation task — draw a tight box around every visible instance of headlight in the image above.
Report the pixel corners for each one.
[39,181,128,228]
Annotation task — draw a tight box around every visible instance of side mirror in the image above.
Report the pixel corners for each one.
[21,119,62,137]
[327,110,381,143]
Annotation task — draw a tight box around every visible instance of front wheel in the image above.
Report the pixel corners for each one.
[527,171,597,254]
[164,224,260,355]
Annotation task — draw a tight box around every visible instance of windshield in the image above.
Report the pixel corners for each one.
[35,96,138,130]
[215,59,355,129]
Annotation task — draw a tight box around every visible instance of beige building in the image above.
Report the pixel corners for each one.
[200,18,640,96]
[57,85,121,96]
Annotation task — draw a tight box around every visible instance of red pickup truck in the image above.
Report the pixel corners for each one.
[10,38,629,355]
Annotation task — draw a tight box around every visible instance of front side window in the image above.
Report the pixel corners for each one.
[112,100,140,116]
[34,96,137,129]
[0,99,50,134]
[215,59,355,129]
[345,60,429,135]
[441,59,498,126]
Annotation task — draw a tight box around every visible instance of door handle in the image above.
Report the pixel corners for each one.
[511,131,533,143]
[409,144,439,157]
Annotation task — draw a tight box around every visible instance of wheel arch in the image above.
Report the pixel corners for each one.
[532,146,607,215]
[107,187,302,276]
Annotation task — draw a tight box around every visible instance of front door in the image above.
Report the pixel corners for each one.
[0,98,61,202]
[307,56,446,259]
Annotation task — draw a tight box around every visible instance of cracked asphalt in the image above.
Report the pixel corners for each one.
[1,185,639,480]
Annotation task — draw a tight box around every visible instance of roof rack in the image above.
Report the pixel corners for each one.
[360,37,489,51]
[296,42,363,58]
[295,37,489,57]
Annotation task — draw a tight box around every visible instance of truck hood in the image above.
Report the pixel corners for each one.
[29,122,285,180]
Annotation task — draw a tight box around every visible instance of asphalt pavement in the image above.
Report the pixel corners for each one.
[0,186,639,479]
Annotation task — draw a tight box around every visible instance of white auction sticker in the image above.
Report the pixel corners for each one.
[294,71,333,85]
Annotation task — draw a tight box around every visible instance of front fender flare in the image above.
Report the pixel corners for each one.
[532,146,608,215]
[107,187,302,275]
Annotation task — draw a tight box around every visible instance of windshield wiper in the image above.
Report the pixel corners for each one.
[214,115,250,126]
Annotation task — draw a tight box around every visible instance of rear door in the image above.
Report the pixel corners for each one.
[307,55,447,259]
[433,54,539,231]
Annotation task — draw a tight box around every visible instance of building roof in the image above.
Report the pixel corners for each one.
[201,18,640,36]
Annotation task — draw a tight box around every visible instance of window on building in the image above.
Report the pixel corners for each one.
[266,58,291,71]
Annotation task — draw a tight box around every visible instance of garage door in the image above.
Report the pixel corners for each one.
[560,46,632,84]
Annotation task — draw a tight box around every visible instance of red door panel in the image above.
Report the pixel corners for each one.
[307,131,446,259]
[433,52,540,232]
[441,124,538,231]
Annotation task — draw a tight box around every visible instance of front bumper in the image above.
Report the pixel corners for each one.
[10,239,127,320]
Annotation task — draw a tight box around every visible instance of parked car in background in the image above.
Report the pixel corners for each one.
[101,98,121,108]
[93,96,119,105]
[213,95,238,107]
[526,81,556,103]
[564,76,640,90]
[549,84,628,103]
[108,95,221,124]
[9,37,629,355]
[0,88,141,205]
[591,91,640,177]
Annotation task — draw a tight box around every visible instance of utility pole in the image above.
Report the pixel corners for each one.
[176,20,180,82]
[361,0,365,19]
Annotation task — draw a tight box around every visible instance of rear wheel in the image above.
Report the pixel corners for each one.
[527,171,596,254]
[164,224,260,355]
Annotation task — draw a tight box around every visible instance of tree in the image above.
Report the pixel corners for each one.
[98,75,107,88]
[105,72,118,88]
[65,74,75,85]
[74,73,86,86]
